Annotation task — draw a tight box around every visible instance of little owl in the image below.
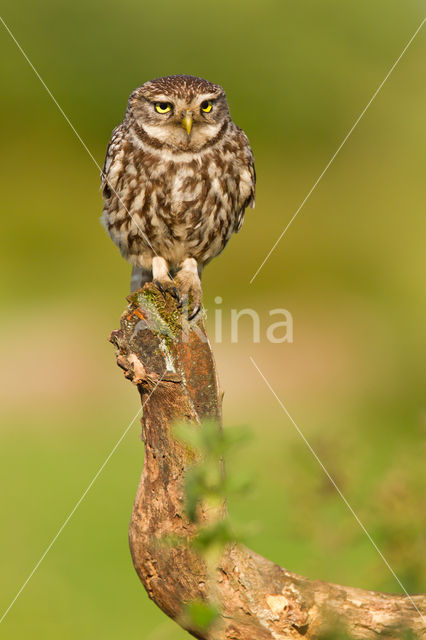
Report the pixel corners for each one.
[101,74,255,317]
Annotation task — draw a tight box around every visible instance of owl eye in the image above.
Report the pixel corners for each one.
[155,102,172,114]
[200,100,213,113]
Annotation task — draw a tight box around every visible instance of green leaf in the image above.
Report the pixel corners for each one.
[173,422,204,452]
[185,600,219,631]
[192,519,236,552]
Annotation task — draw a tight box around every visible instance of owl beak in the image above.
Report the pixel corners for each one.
[181,112,193,136]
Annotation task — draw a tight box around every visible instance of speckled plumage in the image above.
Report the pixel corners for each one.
[101,75,255,315]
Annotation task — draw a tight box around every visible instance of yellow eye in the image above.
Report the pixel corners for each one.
[201,100,213,113]
[155,102,172,114]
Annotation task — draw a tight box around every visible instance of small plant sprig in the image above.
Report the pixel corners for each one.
[172,419,252,633]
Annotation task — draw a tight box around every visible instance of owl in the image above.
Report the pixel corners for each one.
[101,74,255,318]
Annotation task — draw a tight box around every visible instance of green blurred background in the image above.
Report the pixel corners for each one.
[1,1,425,637]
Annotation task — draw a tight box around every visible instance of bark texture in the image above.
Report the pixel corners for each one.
[110,284,425,640]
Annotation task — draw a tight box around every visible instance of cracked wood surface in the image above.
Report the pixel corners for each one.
[110,284,425,639]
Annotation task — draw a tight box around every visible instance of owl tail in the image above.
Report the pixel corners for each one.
[130,266,152,293]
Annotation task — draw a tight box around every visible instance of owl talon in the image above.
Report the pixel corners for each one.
[171,287,181,303]
[153,279,180,303]
[154,280,167,298]
[188,305,201,321]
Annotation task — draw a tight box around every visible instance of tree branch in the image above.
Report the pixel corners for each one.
[109,284,425,639]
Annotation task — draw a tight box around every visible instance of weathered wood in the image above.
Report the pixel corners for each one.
[110,284,425,639]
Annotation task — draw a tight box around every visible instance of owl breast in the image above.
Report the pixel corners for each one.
[102,128,252,271]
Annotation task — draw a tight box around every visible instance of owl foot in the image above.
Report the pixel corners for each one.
[151,256,180,302]
[175,262,202,320]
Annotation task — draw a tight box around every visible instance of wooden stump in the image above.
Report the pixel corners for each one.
[110,284,425,639]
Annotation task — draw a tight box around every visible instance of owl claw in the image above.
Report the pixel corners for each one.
[171,287,181,303]
[188,305,201,321]
[154,280,167,298]
[154,279,180,302]
[180,296,198,320]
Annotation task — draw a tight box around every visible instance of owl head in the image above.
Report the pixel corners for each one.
[126,75,231,152]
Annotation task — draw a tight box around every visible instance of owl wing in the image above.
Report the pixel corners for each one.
[101,124,125,199]
[234,129,256,233]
